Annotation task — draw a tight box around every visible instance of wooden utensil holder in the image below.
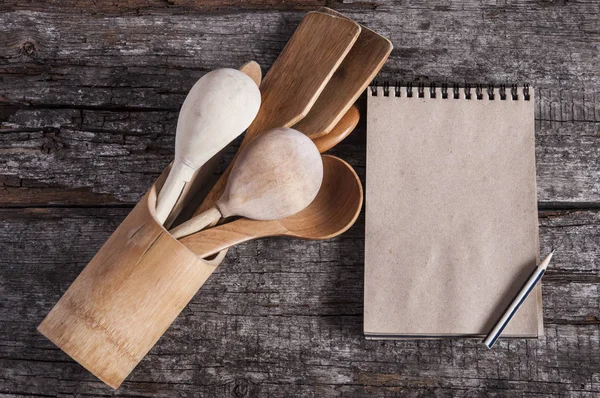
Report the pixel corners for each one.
[37,171,220,389]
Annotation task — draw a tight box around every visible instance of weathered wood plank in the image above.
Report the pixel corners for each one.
[0,206,598,395]
[2,6,598,105]
[0,323,599,397]
[0,0,330,14]
[1,105,599,206]
[0,207,597,321]
[1,4,598,206]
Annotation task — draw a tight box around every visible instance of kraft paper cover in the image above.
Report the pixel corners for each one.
[365,86,542,338]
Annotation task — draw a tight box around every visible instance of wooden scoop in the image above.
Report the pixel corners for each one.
[179,155,363,258]
[171,128,323,239]
[293,8,392,139]
[191,12,360,217]
[155,68,261,224]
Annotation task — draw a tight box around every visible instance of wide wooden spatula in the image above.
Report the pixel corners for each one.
[293,7,393,138]
[192,11,360,217]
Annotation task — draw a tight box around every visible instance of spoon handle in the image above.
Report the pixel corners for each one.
[170,206,222,239]
[155,162,195,224]
[178,218,287,259]
[311,104,359,153]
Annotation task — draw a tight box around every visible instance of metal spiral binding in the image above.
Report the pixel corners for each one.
[369,82,531,100]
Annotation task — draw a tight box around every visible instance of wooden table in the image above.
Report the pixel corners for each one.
[1,2,598,396]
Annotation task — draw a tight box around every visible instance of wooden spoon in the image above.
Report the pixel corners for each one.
[155,68,261,224]
[191,12,361,217]
[167,103,358,229]
[170,104,359,237]
[239,60,262,87]
[293,7,392,139]
[170,128,323,239]
[312,104,359,153]
[179,155,363,258]
[163,61,263,229]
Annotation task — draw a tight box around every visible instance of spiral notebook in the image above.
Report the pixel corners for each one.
[364,84,542,339]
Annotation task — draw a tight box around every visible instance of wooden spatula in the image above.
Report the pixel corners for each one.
[192,11,360,217]
[293,7,392,139]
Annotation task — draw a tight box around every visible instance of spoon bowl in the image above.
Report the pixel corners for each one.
[179,155,363,258]
[170,128,324,239]
[279,154,362,239]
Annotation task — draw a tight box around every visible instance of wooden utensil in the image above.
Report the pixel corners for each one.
[166,103,358,229]
[171,128,323,239]
[192,108,357,262]
[180,155,363,258]
[312,104,359,152]
[239,60,262,87]
[293,7,392,139]
[154,68,261,224]
[191,12,361,217]
[164,61,263,229]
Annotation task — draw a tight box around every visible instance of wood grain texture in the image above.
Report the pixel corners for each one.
[38,171,222,389]
[0,208,598,395]
[0,6,597,205]
[1,0,599,395]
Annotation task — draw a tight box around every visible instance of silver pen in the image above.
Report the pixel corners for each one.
[484,249,556,348]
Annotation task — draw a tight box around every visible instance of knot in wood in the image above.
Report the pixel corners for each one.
[22,41,36,56]
[232,378,249,397]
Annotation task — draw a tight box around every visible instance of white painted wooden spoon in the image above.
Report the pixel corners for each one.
[155,68,261,224]
[170,127,323,239]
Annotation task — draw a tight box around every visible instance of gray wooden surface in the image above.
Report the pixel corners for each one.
[1,1,599,397]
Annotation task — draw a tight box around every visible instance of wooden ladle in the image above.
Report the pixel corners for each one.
[170,128,323,239]
[154,68,261,224]
[179,155,363,258]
